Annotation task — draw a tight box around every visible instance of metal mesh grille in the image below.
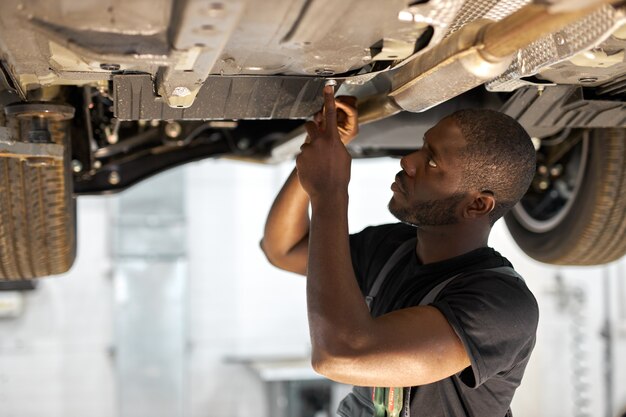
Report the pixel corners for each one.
[483,0,532,22]
[487,5,625,92]
[444,0,530,37]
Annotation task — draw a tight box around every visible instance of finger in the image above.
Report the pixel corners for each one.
[335,100,357,120]
[304,121,319,142]
[336,96,357,108]
[323,85,338,135]
[314,111,323,126]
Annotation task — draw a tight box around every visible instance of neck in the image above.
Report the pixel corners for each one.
[414,222,491,265]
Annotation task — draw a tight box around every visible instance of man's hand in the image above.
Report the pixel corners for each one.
[260,91,358,275]
[296,86,353,200]
[313,96,359,145]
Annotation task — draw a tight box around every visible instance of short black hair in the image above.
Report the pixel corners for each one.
[448,109,536,225]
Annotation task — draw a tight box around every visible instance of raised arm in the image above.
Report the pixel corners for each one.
[297,87,470,387]
[260,97,359,275]
[260,167,311,275]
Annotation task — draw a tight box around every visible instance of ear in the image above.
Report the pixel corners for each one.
[462,191,496,220]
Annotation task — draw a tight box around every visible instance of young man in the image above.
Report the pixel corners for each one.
[261,86,539,417]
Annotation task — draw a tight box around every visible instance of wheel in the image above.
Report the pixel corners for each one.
[0,104,76,280]
[505,128,626,266]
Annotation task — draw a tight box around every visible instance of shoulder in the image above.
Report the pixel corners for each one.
[441,269,538,315]
[436,269,539,333]
[432,269,538,387]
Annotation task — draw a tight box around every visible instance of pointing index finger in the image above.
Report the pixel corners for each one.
[323,85,338,136]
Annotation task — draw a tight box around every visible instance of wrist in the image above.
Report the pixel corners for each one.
[310,190,349,211]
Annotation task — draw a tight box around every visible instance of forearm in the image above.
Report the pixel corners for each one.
[261,168,311,274]
[307,194,373,364]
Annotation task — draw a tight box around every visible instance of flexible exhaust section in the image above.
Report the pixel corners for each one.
[358,0,616,119]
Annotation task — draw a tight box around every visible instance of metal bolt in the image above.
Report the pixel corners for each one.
[93,160,102,169]
[194,24,216,35]
[578,77,598,84]
[315,68,335,76]
[206,2,224,17]
[107,133,118,144]
[108,171,121,185]
[550,164,563,177]
[537,85,545,96]
[71,160,83,173]
[538,180,550,190]
[100,63,120,71]
[325,79,337,87]
[538,165,549,176]
[164,121,182,139]
[172,86,191,97]
[150,119,160,127]
[237,137,251,150]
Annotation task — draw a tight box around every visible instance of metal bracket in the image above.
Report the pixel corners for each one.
[114,74,331,120]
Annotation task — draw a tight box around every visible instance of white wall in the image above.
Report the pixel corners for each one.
[0,197,115,417]
[0,157,624,417]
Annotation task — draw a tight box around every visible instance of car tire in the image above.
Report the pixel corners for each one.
[0,120,77,280]
[505,128,626,266]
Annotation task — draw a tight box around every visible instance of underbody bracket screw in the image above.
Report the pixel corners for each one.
[108,171,121,185]
[71,160,83,173]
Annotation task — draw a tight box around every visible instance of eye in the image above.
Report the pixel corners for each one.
[428,158,438,168]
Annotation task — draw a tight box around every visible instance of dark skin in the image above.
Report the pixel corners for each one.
[389,116,496,263]
[261,86,496,387]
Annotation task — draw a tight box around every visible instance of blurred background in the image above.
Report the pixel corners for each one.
[0,157,624,417]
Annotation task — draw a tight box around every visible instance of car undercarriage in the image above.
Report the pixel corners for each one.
[1,0,626,280]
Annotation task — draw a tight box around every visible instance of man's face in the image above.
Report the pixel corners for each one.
[388,117,468,227]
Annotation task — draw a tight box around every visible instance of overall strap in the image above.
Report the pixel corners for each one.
[365,238,417,312]
[401,264,523,417]
[419,265,523,306]
[361,241,523,417]
[488,266,525,282]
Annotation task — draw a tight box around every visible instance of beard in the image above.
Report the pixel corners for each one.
[388,193,466,227]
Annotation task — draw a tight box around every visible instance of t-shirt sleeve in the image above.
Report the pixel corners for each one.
[431,273,539,388]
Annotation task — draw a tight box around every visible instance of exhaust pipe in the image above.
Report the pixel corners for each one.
[357,0,616,118]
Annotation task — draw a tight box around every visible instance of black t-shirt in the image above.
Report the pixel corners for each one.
[348,223,539,417]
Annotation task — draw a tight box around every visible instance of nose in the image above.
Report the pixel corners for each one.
[400,152,418,177]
